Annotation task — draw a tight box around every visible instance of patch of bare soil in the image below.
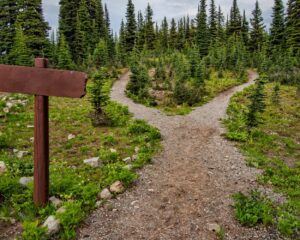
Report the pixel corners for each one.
[78,71,282,240]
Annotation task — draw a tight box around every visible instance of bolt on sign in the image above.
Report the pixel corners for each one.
[0,58,88,206]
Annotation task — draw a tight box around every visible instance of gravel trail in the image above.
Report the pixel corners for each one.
[78,72,281,240]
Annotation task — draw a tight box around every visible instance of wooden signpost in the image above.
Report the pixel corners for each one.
[0,58,88,206]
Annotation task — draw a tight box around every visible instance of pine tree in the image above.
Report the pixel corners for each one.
[104,4,116,62]
[17,0,50,57]
[161,17,169,50]
[228,0,242,36]
[125,0,137,52]
[270,0,286,49]
[247,77,266,129]
[197,0,209,57]
[177,19,185,50]
[118,19,127,65]
[217,6,225,41]
[249,0,265,51]
[0,0,18,60]
[286,0,300,53]
[9,23,32,66]
[136,11,145,51]
[241,10,249,47]
[144,3,156,50]
[209,0,218,42]
[93,39,109,67]
[169,18,178,49]
[57,33,75,70]
[59,0,80,58]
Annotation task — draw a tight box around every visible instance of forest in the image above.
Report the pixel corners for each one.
[0,0,299,239]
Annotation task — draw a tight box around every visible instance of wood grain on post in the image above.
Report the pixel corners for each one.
[33,58,49,206]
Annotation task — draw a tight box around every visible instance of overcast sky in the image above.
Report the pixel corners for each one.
[43,0,288,34]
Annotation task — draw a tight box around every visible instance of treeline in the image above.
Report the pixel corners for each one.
[0,0,116,70]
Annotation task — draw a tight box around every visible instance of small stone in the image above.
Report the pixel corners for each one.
[96,201,103,208]
[27,125,34,128]
[67,134,76,140]
[13,149,18,153]
[0,161,7,175]
[6,102,14,108]
[3,107,9,113]
[43,216,60,236]
[30,137,34,142]
[83,157,102,167]
[19,177,33,186]
[17,151,29,159]
[208,223,221,232]
[110,181,125,194]
[122,157,131,163]
[134,147,140,153]
[123,164,133,170]
[56,207,66,214]
[148,189,155,192]
[110,148,117,153]
[49,196,63,208]
[132,154,138,160]
[98,188,112,200]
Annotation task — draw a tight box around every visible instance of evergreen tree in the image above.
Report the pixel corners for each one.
[0,0,18,60]
[90,68,110,126]
[9,23,32,66]
[104,4,116,62]
[161,17,169,50]
[93,39,109,67]
[247,77,266,129]
[136,11,145,51]
[17,0,50,57]
[241,10,249,47]
[217,6,225,41]
[209,0,218,42]
[59,0,80,58]
[286,0,300,53]
[125,0,137,52]
[144,3,156,50]
[197,0,209,57]
[57,33,75,70]
[177,19,185,50]
[228,0,242,36]
[270,0,286,49]
[249,0,265,51]
[169,18,178,49]
[118,19,127,65]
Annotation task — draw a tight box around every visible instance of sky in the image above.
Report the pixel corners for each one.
[43,0,288,34]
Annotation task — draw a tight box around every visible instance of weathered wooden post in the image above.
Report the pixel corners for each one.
[33,58,50,206]
[0,58,88,206]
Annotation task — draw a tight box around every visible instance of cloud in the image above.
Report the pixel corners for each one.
[43,0,288,33]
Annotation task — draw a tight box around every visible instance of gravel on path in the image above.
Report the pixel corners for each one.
[78,72,282,240]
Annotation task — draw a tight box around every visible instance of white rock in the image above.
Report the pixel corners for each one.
[83,157,102,167]
[132,154,138,160]
[17,151,29,159]
[30,137,34,142]
[208,223,221,232]
[123,164,133,170]
[19,177,33,186]
[98,188,112,200]
[56,207,66,214]
[0,161,7,175]
[6,102,14,108]
[134,147,140,153]
[13,149,18,153]
[110,148,117,153]
[122,157,131,163]
[3,107,9,113]
[26,125,34,128]
[67,134,76,140]
[49,196,63,208]
[96,201,103,208]
[42,216,60,236]
[110,181,125,194]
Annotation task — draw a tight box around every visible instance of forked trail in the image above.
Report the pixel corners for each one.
[79,72,281,240]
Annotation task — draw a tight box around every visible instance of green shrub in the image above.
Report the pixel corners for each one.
[99,148,119,164]
[104,101,131,127]
[128,120,161,141]
[233,191,274,227]
[22,221,47,240]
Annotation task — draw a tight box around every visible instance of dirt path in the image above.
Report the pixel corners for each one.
[79,72,281,240]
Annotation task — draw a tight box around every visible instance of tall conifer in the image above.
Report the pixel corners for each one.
[125,0,137,52]
[270,0,286,49]
[197,0,209,57]
[250,0,265,51]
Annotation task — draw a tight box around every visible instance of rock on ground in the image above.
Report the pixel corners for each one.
[0,161,7,175]
[19,177,33,187]
[83,157,102,167]
[109,181,125,194]
[42,216,60,236]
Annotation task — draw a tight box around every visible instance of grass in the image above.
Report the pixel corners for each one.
[129,69,247,116]
[224,82,300,238]
[0,80,161,239]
